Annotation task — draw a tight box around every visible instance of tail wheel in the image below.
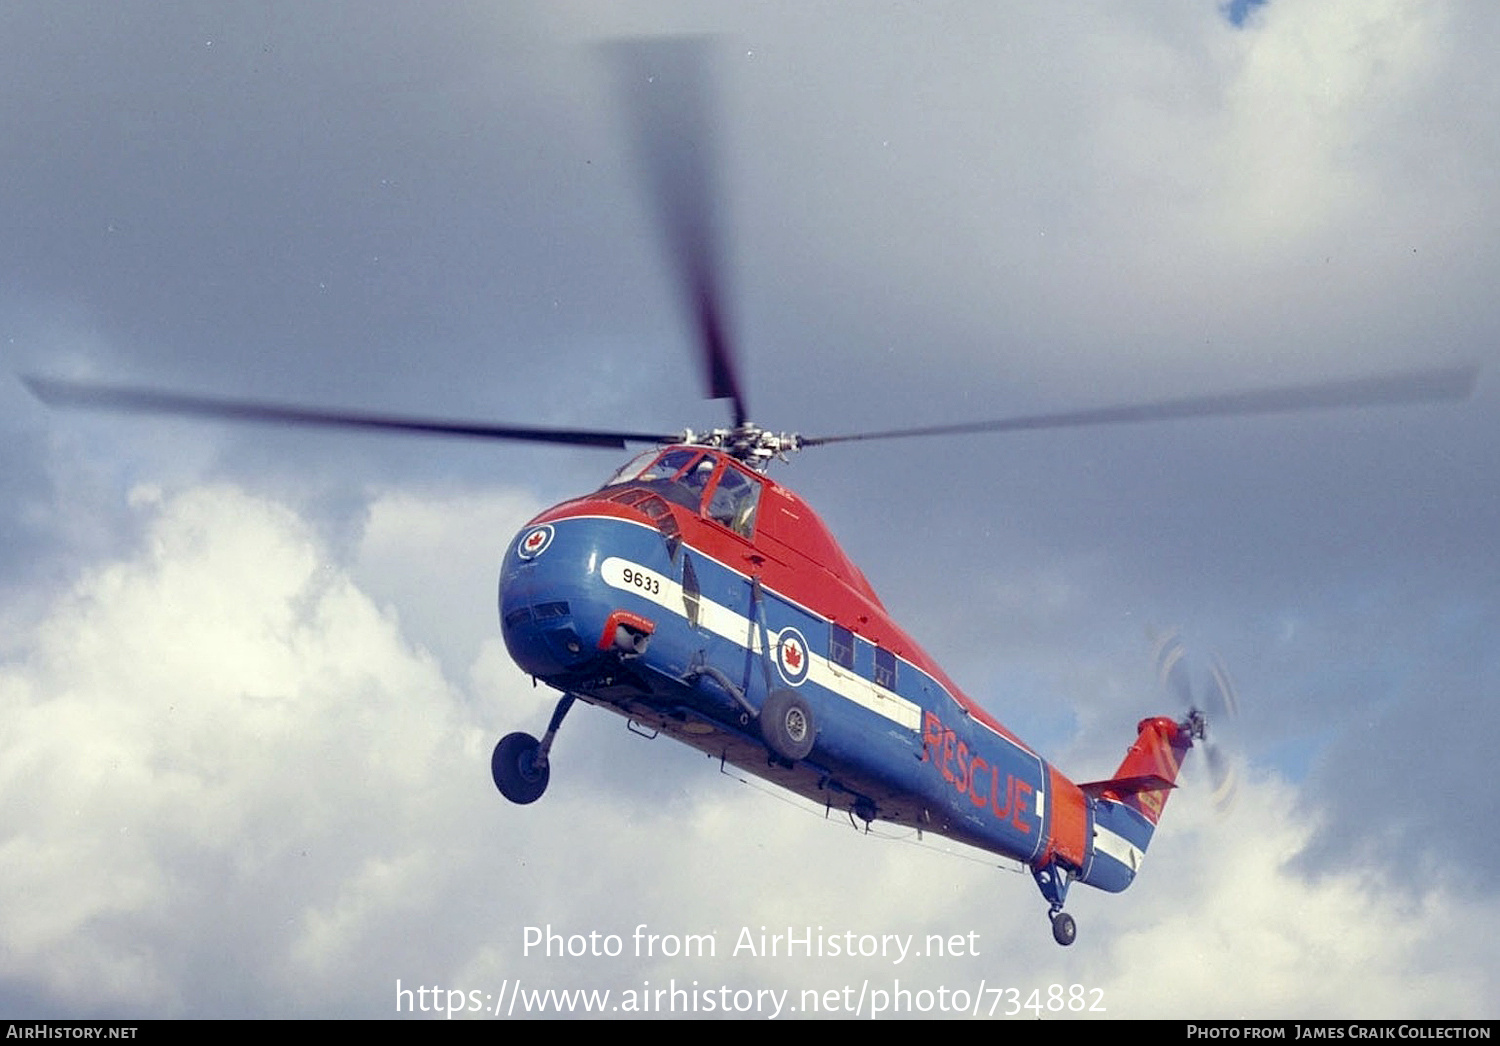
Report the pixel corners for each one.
[761,689,816,762]
[493,732,550,804]
[1050,911,1077,947]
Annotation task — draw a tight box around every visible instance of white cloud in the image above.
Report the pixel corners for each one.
[1065,0,1464,369]
[3,0,1497,1019]
[1096,776,1494,1018]
[350,487,545,675]
[1,483,1494,1017]
[1135,0,1443,225]
[0,485,478,1015]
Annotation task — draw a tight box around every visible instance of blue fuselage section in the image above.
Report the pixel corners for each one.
[499,509,1078,872]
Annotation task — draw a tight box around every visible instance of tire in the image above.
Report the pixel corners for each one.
[760,689,816,762]
[492,732,550,804]
[1051,912,1077,947]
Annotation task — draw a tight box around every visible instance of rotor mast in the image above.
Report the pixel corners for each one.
[676,423,804,471]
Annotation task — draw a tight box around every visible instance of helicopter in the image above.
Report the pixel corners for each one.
[22,39,1479,947]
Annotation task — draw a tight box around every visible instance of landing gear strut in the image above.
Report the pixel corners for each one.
[1032,860,1078,947]
[492,694,575,805]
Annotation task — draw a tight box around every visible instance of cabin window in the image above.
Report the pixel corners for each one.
[705,466,762,538]
[829,624,855,670]
[873,647,897,690]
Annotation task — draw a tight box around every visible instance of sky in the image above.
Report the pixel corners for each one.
[3,0,1498,1020]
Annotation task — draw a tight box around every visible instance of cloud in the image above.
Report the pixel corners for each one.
[1223,0,1270,29]
[1,483,1493,1017]
[350,487,546,672]
[1096,776,1495,1018]
[4,1,1497,1018]
[0,485,479,1015]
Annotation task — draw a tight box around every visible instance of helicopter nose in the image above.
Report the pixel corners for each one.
[498,516,640,679]
[501,595,594,677]
[499,530,595,676]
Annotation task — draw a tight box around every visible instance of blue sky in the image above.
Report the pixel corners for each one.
[3,0,1497,1019]
[1224,0,1271,29]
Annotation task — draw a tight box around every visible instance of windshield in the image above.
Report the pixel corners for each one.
[599,448,709,510]
[599,448,762,539]
[599,449,666,489]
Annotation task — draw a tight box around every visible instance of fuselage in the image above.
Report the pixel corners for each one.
[499,445,1154,894]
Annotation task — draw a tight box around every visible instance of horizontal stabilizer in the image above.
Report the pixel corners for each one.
[1078,773,1176,799]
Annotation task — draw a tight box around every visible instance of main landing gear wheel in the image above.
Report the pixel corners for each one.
[1050,911,1077,947]
[493,732,550,805]
[760,689,816,762]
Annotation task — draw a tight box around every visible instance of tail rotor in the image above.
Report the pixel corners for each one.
[1151,629,1240,810]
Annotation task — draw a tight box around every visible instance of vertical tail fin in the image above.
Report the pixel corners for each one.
[1078,715,1196,893]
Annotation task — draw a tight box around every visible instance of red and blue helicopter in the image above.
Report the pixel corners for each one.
[24,40,1478,946]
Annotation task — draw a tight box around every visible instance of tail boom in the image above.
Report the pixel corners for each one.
[1076,715,1196,893]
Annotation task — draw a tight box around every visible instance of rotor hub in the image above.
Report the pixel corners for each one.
[679,423,803,470]
[1181,707,1208,743]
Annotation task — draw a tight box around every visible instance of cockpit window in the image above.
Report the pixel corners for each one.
[706,466,762,539]
[680,456,717,497]
[601,448,712,512]
[637,448,703,483]
[600,449,665,488]
[600,449,762,539]
[602,448,700,489]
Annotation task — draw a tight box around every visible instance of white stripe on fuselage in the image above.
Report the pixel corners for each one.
[1092,822,1143,873]
[600,555,922,730]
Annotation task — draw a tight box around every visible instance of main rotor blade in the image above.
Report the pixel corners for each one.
[801,364,1479,448]
[608,37,749,428]
[23,376,677,449]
